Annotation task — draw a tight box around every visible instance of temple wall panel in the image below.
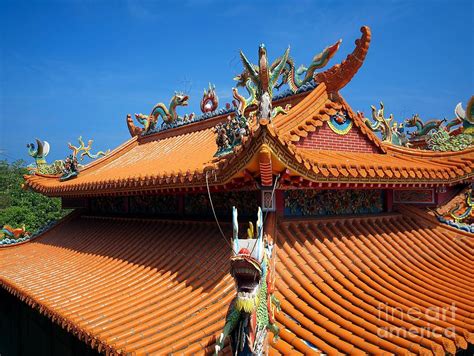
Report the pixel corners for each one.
[295,122,379,153]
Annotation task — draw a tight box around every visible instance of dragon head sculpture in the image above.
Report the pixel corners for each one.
[404,114,420,128]
[171,91,190,108]
[215,207,279,355]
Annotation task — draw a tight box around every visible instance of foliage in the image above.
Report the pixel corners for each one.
[0,160,69,234]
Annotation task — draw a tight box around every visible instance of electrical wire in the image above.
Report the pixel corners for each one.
[205,171,237,255]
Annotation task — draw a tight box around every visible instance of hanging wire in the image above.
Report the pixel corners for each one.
[205,170,280,257]
[264,174,280,224]
[205,171,237,255]
[250,174,280,257]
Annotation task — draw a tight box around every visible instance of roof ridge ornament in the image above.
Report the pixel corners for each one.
[239,44,290,124]
[200,83,219,113]
[215,206,280,355]
[315,26,371,92]
[362,102,408,146]
[132,92,195,134]
[27,136,109,180]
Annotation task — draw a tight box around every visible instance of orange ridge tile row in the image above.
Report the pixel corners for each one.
[291,147,474,182]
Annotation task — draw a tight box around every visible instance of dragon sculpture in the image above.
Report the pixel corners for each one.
[448,190,473,223]
[315,26,371,93]
[232,86,289,121]
[239,44,290,122]
[201,83,219,113]
[233,72,257,111]
[134,92,194,133]
[127,114,143,137]
[68,136,109,161]
[27,139,64,175]
[0,224,29,240]
[276,39,342,92]
[215,207,280,355]
[404,114,445,138]
[363,102,408,146]
[425,97,474,151]
[434,187,474,232]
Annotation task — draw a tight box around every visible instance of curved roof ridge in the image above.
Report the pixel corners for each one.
[385,143,474,157]
[315,26,371,92]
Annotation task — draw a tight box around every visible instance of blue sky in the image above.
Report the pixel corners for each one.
[0,0,472,163]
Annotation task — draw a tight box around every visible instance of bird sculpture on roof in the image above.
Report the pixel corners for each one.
[239,44,289,122]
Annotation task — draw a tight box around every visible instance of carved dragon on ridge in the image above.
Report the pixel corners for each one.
[133,92,194,134]
[215,207,280,355]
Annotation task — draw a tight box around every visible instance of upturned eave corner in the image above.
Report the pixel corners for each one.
[315,25,371,93]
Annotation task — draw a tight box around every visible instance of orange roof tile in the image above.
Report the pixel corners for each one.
[1,208,472,354]
[0,216,234,354]
[24,125,219,196]
[273,208,473,355]
[287,147,474,184]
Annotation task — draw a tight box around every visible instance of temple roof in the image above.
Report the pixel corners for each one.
[1,207,472,354]
[22,26,473,196]
[23,82,474,196]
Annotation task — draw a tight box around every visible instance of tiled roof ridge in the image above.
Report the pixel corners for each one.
[314,26,371,93]
[385,143,474,157]
[0,210,80,248]
[140,86,316,142]
[399,204,474,238]
[23,136,139,182]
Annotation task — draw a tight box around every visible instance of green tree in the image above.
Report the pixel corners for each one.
[0,160,69,234]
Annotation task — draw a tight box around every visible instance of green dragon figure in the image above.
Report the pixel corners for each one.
[215,207,280,355]
[239,44,290,122]
[427,129,473,151]
[426,97,474,151]
[363,102,408,146]
[68,136,109,161]
[234,72,257,110]
[276,39,342,92]
[449,190,473,223]
[404,114,446,138]
[27,139,64,175]
[134,92,194,133]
